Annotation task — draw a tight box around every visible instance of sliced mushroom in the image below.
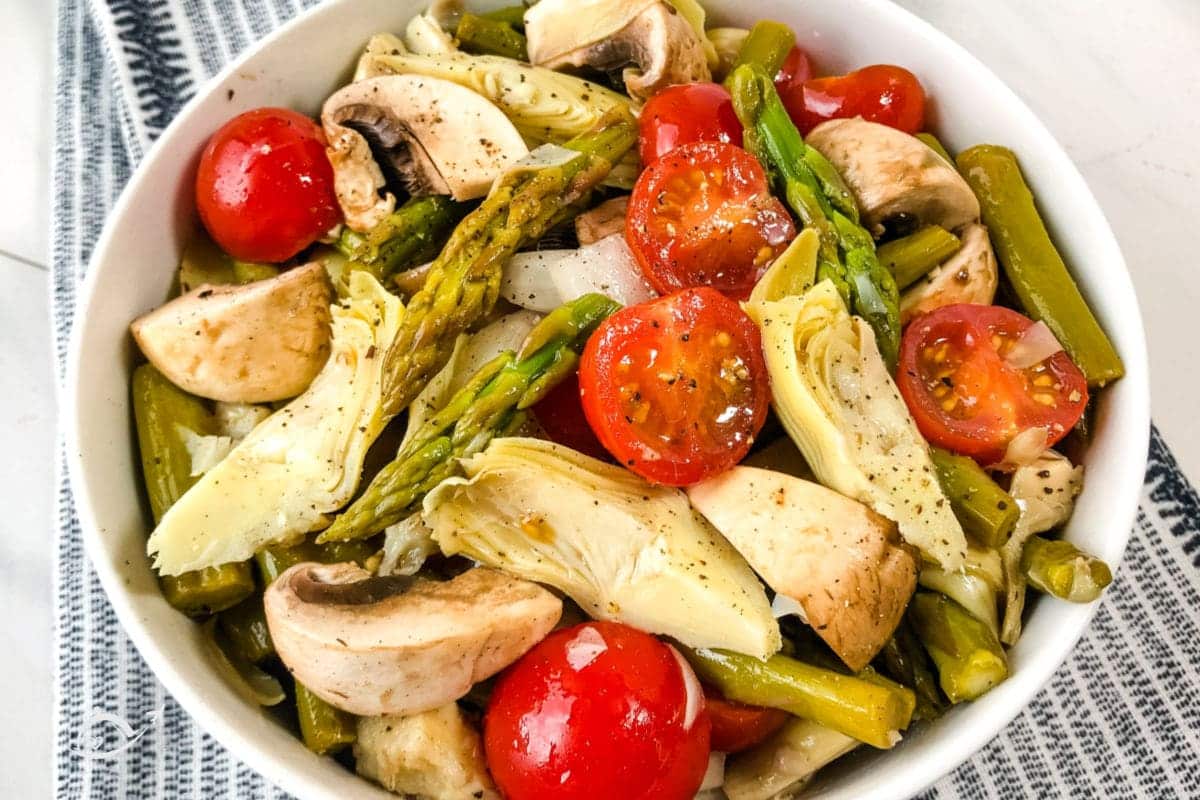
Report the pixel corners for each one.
[688,466,917,671]
[130,261,331,403]
[807,118,980,238]
[322,75,528,231]
[575,195,629,245]
[355,704,499,800]
[524,0,711,102]
[264,563,561,716]
[900,223,998,324]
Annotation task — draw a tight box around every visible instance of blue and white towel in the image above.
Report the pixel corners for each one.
[51,1,1200,797]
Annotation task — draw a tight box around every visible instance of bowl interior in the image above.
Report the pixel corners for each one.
[66,1,1149,798]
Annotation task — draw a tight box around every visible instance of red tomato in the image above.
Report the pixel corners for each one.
[626,141,795,299]
[531,370,610,461]
[705,691,789,753]
[779,64,927,135]
[897,304,1089,465]
[195,107,341,263]
[638,82,744,166]
[484,622,711,800]
[774,46,813,90]
[578,287,769,486]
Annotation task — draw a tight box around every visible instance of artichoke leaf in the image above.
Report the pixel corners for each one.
[148,273,404,575]
[423,437,781,659]
[746,280,967,570]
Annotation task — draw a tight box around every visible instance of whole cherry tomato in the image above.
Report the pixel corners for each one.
[579,287,769,486]
[531,370,610,461]
[638,82,744,166]
[774,46,813,90]
[626,141,795,300]
[195,107,341,263]
[897,304,1089,465]
[484,622,711,800]
[705,690,789,753]
[779,64,927,135]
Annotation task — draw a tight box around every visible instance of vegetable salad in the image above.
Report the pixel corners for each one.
[126,2,1121,798]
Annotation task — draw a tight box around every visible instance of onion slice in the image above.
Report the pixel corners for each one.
[668,644,705,732]
[501,233,657,312]
[1005,321,1064,370]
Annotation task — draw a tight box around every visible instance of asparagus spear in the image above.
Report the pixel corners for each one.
[877,618,947,721]
[131,365,255,617]
[482,5,528,29]
[877,225,962,290]
[377,110,637,419]
[218,594,274,664]
[909,592,1008,704]
[334,195,470,282]
[321,293,622,542]
[916,132,954,164]
[728,63,902,366]
[929,446,1020,547]
[682,647,914,749]
[728,20,796,80]
[456,12,528,60]
[1021,536,1112,602]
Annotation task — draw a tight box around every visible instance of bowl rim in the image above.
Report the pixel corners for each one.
[64,0,1151,798]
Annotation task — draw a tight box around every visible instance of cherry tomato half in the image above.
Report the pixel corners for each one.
[484,622,711,800]
[627,141,795,300]
[195,107,341,263]
[638,82,744,166]
[579,287,769,486]
[780,64,927,135]
[531,370,610,462]
[897,304,1089,465]
[705,690,789,753]
[774,46,813,90]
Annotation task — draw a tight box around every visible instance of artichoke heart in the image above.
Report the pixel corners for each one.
[747,280,967,569]
[423,437,781,659]
[148,272,404,575]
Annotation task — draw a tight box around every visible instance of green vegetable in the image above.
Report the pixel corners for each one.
[324,293,621,541]
[877,225,962,290]
[482,5,527,28]
[203,618,284,707]
[218,594,273,664]
[334,196,470,281]
[132,364,254,616]
[296,684,357,755]
[917,132,954,164]
[728,20,795,79]
[877,619,947,721]
[730,63,901,366]
[1022,535,1112,602]
[456,12,528,60]
[909,592,1008,703]
[683,648,914,749]
[177,230,276,293]
[930,446,1020,548]
[957,144,1123,386]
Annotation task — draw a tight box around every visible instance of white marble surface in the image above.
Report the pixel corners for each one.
[0,0,1197,796]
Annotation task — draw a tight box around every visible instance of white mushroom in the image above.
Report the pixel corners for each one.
[574,195,629,245]
[688,466,918,671]
[322,75,528,231]
[130,261,331,403]
[355,704,499,800]
[524,0,711,102]
[807,118,980,238]
[900,223,999,324]
[264,563,561,716]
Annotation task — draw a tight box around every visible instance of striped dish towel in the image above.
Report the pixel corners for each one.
[51,1,1200,797]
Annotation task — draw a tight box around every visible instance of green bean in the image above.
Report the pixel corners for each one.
[295,683,356,754]
[728,20,796,79]
[1021,536,1112,602]
[219,594,274,664]
[132,365,254,616]
[482,4,527,29]
[929,447,1020,548]
[456,12,528,60]
[917,132,954,164]
[909,592,1008,703]
[877,225,962,290]
[957,145,1123,386]
[682,647,914,749]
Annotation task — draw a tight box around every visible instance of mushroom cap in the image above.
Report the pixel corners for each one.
[130,261,332,403]
[688,466,917,671]
[322,75,528,231]
[525,0,711,101]
[264,563,562,716]
[807,118,980,236]
[900,223,999,324]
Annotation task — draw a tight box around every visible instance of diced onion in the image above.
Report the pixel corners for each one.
[669,644,705,731]
[995,426,1050,471]
[771,592,807,620]
[202,619,285,707]
[501,234,657,312]
[1005,321,1064,370]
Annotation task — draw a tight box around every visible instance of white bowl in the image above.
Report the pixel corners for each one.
[65,0,1150,797]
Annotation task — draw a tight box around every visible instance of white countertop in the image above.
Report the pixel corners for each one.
[1,1,1196,796]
